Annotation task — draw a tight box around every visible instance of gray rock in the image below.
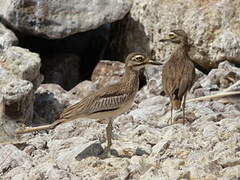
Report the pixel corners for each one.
[0,67,35,123]
[0,144,33,177]
[91,60,125,89]
[200,61,240,90]
[0,23,18,50]
[114,0,240,73]
[34,84,68,123]
[68,80,97,99]
[2,79,34,123]
[0,46,42,124]
[34,81,97,123]
[0,0,132,38]
[0,46,42,90]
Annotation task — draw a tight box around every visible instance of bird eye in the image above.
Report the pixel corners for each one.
[168,33,176,38]
[134,55,144,62]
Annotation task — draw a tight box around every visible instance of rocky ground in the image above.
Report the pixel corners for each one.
[0,60,240,180]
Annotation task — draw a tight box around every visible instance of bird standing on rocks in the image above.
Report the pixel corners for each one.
[16,52,162,155]
[160,30,195,124]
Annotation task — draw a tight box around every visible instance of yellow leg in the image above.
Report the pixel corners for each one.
[106,119,113,154]
[167,99,173,125]
[182,93,187,124]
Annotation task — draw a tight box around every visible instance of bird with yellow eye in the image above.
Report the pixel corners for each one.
[160,29,195,124]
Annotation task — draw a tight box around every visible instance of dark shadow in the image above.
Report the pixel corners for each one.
[33,92,63,124]
[75,143,104,161]
[17,25,110,90]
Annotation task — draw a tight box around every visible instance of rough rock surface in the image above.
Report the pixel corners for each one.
[114,0,240,73]
[0,46,42,124]
[0,0,132,39]
[91,60,125,88]
[0,46,42,89]
[34,81,97,123]
[0,23,18,50]
[0,60,239,179]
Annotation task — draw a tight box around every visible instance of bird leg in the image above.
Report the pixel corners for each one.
[167,100,173,125]
[106,119,113,154]
[182,93,187,124]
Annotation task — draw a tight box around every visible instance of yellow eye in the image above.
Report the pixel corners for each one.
[168,33,176,39]
[133,55,144,62]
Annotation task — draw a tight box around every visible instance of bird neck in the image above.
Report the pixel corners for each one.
[173,42,190,58]
[122,66,140,89]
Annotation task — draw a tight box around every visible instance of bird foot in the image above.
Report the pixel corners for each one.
[175,112,197,124]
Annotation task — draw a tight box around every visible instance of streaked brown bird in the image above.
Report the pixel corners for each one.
[16,52,162,154]
[160,30,195,124]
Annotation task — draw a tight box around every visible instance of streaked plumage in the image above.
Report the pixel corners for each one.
[160,30,195,124]
[16,52,162,154]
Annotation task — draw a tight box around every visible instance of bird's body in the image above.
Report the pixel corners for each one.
[160,30,195,124]
[59,66,139,121]
[16,52,162,154]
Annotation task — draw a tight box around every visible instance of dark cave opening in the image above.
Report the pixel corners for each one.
[15,20,146,91]
[17,24,111,91]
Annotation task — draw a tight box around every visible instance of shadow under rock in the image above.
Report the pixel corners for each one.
[75,143,150,160]
[33,92,64,126]
[75,143,104,161]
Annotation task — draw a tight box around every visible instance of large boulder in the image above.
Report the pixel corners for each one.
[0,0,132,39]
[113,0,240,73]
[0,23,18,50]
[0,67,34,123]
[0,46,42,89]
[0,46,42,123]
[91,60,125,88]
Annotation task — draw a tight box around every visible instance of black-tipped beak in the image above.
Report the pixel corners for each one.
[145,59,162,65]
[159,38,169,42]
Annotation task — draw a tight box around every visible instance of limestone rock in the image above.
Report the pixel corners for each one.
[0,144,33,177]
[0,67,34,123]
[33,80,98,123]
[68,80,97,99]
[0,46,42,123]
[200,61,240,91]
[91,60,125,88]
[91,60,148,90]
[0,23,18,50]
[34,84,68,123]
[2,79,34,122]
[0,0,132,39]
[0,46,42,90]
[114,0,240,73]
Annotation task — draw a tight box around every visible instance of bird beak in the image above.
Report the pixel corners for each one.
[145,58,162,65]
[159,38,168,42]
[159,34,173,42]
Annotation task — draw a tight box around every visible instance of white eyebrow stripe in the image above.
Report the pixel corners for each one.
[133,55,144,61]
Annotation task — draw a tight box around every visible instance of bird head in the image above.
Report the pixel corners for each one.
[125,52,162,70]
[160,29,188,44]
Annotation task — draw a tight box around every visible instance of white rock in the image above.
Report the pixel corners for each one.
[0,23,18,50]
[0,0,132,38]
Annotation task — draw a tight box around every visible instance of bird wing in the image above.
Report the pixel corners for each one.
[162,62,178,98]
[88,85,128,113]
[59,83,129,120]
[178,60,195,98]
